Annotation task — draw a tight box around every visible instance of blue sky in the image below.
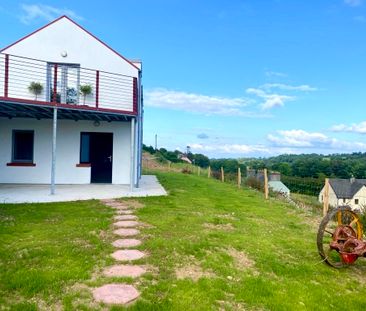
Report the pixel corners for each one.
[1,0,366,158]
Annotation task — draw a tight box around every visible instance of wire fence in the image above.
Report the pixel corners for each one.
[0,53,137,113]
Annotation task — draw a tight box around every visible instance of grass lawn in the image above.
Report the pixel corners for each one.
[1,172,366,310]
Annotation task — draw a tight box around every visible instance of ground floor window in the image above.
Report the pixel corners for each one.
[12,130,34,163]
[80,132,90,163]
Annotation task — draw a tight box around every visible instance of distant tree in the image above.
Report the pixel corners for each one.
[192,153,210,168]
[143,144,156,154]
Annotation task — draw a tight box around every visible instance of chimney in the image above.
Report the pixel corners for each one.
[350,176,356,184]
[269,172,281,181]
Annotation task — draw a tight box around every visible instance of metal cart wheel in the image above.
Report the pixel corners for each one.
[317,206,363,268]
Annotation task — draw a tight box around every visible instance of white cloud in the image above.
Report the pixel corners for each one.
[267,130,329,147]
[19,4,83,24]
[189,143,270,155]
[345,0,363,6]
[331,121,366,134]
[260,83,318,92]
[267,129,366,151]
[265,71,287,78]
[246,82,317,110]
[145,88,266,117]
[246,88,295,110]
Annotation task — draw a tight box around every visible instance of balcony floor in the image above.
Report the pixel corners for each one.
[0,175,167,204]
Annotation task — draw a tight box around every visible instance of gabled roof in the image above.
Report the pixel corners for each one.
[329,179,366,199]
[269,181,290,194]
[1,15,139,71]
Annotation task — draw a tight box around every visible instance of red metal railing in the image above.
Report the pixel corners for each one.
[0,53,138,115]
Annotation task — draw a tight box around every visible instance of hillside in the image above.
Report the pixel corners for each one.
[2,171,366,310]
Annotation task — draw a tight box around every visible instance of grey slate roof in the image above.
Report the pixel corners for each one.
[269,181,290,195]
[329,179,366,199]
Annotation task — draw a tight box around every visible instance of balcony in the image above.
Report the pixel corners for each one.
[0,53,138,119]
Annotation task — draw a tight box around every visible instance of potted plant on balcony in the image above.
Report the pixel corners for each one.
[79,84,93,105]
[28,82,43,100]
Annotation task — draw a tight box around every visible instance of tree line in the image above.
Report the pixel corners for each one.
[144,145,366,195]
[240,153,366,179]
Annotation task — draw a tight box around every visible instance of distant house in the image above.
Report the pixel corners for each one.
[318,178,366,210]
[179,155,192,164]
[247,169,290,197]
[268,180,290,197]
[0,16,143,192]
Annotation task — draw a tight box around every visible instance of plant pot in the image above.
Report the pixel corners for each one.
[340,252,358,264]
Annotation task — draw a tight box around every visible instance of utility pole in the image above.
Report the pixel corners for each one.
[155,134,158,151]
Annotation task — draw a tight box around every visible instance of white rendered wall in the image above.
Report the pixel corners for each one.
[1,17,139,112]
[0,118,131,184]
[2,17,139,77]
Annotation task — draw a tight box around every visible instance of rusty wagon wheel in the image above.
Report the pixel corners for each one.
[317,206,363,268]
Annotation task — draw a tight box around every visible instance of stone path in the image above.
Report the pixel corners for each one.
[114,228,140,237]
[92,199,148,306]
[114,220,140,228]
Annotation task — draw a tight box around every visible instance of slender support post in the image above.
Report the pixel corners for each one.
[264,168,269,200]
[208,166,211,178]
[95,70,99,108]
[221,167,225,182]
[198,167,201,176]
[323,178,330,216]
[4,54,9,97]
[132,77,138,114]
[130,118,135,192]
[53,64,58,103]
[238,167,241,189]
[51,107,58,195]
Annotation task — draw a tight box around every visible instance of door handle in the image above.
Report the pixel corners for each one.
[107,155,112,162]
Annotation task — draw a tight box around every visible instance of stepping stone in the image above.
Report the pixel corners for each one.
[93,284,140,305]
[114,215,137,221]
[107,204,130,210]
[114,228,140,237]
[116,210,134,215]
[114,221,139,228]
[100,199,116,204]
[111,249,146,261]
[103,265,146,278]
[112,239,142,248]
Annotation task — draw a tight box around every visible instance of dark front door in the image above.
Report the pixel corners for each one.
[90,133,113,183]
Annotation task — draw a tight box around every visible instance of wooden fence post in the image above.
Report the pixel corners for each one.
[323,178,329,216]
[238,167,241,188]
[264,168,269,200]
[221,167,225,182]
[168,161,171,170]
[208,166,211,178]
[198,167,201,176]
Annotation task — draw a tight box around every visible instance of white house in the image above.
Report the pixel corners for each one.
[318,178,366,210]
[0,16,143,193]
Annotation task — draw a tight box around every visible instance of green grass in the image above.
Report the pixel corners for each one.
[2,172,366,310]
[0,200,114,309]
[291,192,323,213]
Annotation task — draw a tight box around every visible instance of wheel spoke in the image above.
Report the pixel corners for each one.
[350,218,358,227]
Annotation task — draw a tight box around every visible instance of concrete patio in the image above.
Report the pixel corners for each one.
[0,175,167,204]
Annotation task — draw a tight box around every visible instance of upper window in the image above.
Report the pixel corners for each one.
[47,63,80,104]
[343,198,346,203]
[12,130,34,163]
[355,199,359,205]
